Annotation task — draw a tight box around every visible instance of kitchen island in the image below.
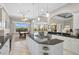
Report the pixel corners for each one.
[26,34,64,55]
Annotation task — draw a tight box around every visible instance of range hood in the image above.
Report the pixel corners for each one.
[57,13,73,18]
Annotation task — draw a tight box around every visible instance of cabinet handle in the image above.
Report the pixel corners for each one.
[43,53,49,55]
[43,46,49,51]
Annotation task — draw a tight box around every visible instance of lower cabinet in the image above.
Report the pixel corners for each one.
[39,43,63,55]
[70,39,79,54]
[52,34,79,54]
[0,39,10,55]
[64,37,72,50]
[64,37,79,54]
[26,37,40,55]
[27,35,79,55]
[26,36,63,55]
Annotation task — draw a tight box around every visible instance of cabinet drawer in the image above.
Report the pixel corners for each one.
[71,39,79,54]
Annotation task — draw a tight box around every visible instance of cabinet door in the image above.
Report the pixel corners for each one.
[64,37,72,50]
[26,37,40,55]
[73,13,79,29]
[49,43,63,55]
[71,39,79,54]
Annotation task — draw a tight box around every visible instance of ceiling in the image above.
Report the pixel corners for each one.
[2,3,67,19]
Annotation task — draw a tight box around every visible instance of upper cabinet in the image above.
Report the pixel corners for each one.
[73,13,79,29]
[73,13,79,34]
[0,7,10,29]
[0,7,10,36]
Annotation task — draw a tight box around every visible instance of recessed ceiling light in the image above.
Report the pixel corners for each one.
[41,9,44,12]
[17,10,20,13]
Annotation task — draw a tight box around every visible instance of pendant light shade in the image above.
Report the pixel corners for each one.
[37,2,40,21]
[32,20,34,23]
[46,12,49,17]
[38,17,40,21]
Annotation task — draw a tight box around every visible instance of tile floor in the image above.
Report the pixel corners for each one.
[10,33,30,55]
[10,40,30,55]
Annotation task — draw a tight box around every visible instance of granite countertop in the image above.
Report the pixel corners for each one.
[29,34,64,45]
[0,35,12,49]
[48,32,79,39]
[40,39,64,45]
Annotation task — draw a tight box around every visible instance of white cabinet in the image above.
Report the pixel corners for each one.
[0,7,10,36]
[39,43,63,55]
[51,34,79,54]
[70,38,79,54]
[26,36,63,55]
[64,37,72,50]
[0,39,10,55]
[63,37,79,54]
[49,43,63,55]
[73,13,79,29]
[0,7,9,29]
[26,36,40,55]
[73,13,79,34]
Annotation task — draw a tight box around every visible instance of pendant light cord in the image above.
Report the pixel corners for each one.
[37,0,40,21]
[47,3,48,13]
[32,0,34,34]
[32,3,34,19]
[32,0,34,19]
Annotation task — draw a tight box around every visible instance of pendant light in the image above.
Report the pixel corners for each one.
[21,14,28,21]
[32,3,34,23]
[38,17,40,21]
[19,10,28,21]
[46,3,49,17]
[46,11,49,17]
